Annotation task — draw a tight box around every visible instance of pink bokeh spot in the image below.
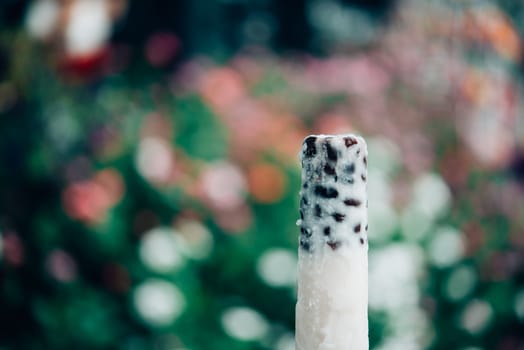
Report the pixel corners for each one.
[46,250,77,282]
[213,203,253,234]
[313,112,355,135]
[3,233,24,267]
[199,67,246,113]
[62,180,113,224]
[145,32,180,67]
[199,162,247,211]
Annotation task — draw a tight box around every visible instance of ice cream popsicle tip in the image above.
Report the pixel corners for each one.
[296,134,369,350]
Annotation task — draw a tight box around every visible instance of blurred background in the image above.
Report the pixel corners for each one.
[1,0,524,349]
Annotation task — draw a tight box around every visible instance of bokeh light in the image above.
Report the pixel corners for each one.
[460,300,494,335]
[443,264,477,302]
[25,0,59,40]
[256,248,297,288]
[515,289,524,321]
[139,227,185,273]
[221,307,269,341]
[174,219,214,260]
[65,0,111,57]
[133,279,185,327]
[135,137,175,184]
[427,226,465,269]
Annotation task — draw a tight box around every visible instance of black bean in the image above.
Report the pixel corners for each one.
[301,196,309,206]
[361,174,367,181]
[323,227,331,236]
[327,241,341,250]
[360,238,365,245]
[344,136,357,148]
[300,237,311,251]
[314,186,339,198]
[325,142,338,162]
[301,227,312,237]
[341,176,354,184]
[304,136,317,158]
[344,163,355,174]
[344,198,361,207]
[332,213,345,222]
[365,224,368,231]
[354,224,361,233]
[314,204,322,218]
[324,164,336,176]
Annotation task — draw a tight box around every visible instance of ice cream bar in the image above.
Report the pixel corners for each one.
[296,134,368,350]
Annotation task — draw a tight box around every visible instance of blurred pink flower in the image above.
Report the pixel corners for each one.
[345,57,391,97]
[145,32,180,67]
[199,67,246,114]
[62,180,112,224]
[455,67,519,170]
[170,58,213,94]
[222,100,273,162]
[140,113,173,140]
[62,167,125,224]
[3,233,24,267]
[135,137,176,185]
[213,203,253,234]
[399,132,435,175]
[46,249,77,282]
[198,161,247,211]
[300,57,350,93]
[231,55,266,85]
[93,168,125,207]
[460,109,514,170]
[191,161,253,234]
[261,112,306,163]
[313,112,355,135]
[299,56,391,97]
[246,162,287,204]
